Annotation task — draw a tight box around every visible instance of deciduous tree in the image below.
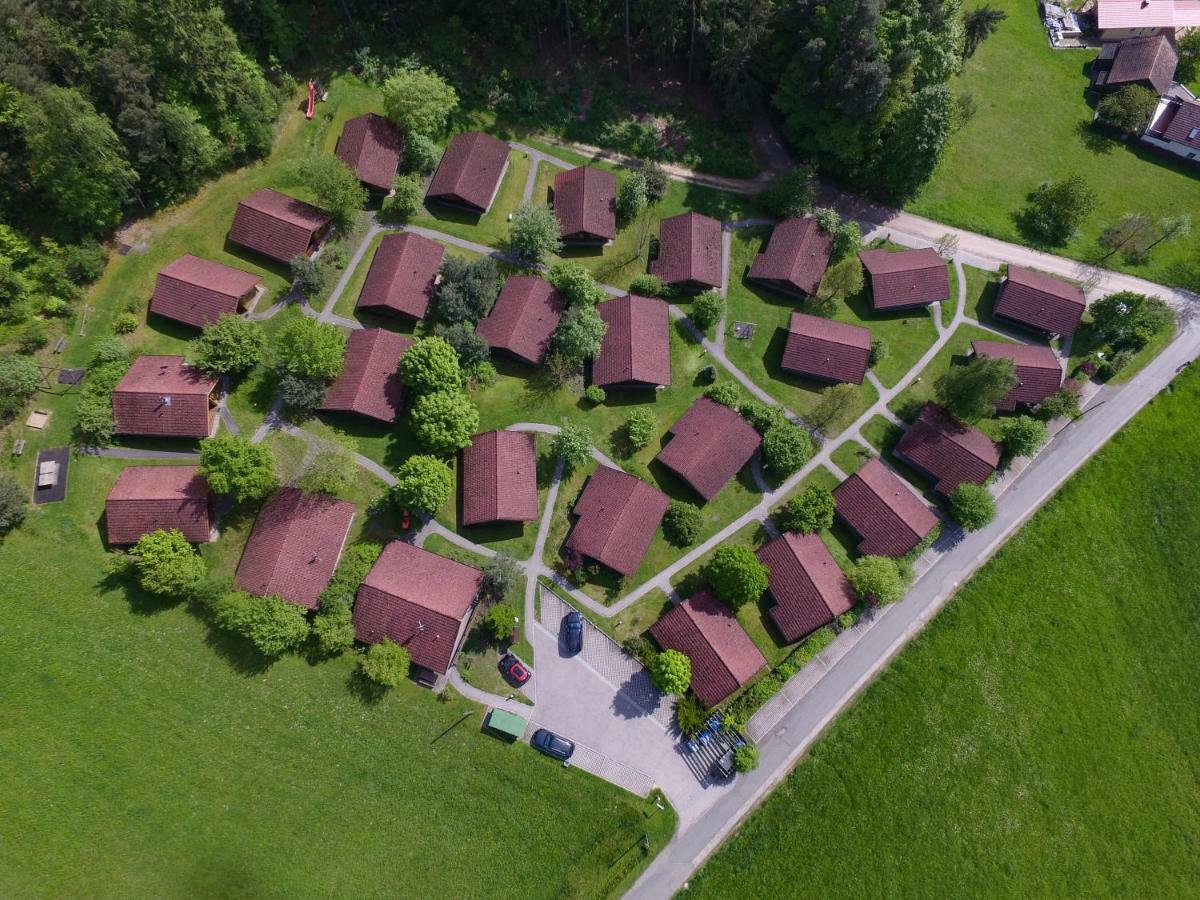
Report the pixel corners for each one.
[359,638,411,686]
[199,434,277,503]
[651,649,692,695]
[382,68,459,136]
[775,485,835,534]
[273,314,345,381]
[409,390,479,455]
[848,555,904,605]
[950,482,996,530]
[132,529,206,597]
[707,545,769,610]
[509,202,562,264]
[935,357,1018,421]
[190,314,265,376]
[390,454,453,516]
[399,336,462,395]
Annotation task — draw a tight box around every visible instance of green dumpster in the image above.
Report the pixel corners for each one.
[485,707,528,742]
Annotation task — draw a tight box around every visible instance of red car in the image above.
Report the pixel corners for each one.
[499,653,531,686]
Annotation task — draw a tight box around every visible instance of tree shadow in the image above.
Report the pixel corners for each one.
[96,565,183,617]
[202,625,276,677]
[347,666,388,705]
[1074,119,1116,156]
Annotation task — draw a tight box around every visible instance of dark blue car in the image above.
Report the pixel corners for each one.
[563,611,584,655]
[531,728,575,761]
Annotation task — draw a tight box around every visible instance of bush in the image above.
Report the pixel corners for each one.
[433,322,490,368]
[651,649,692,695]
[190,314,265,376]
[72,357,131,446]
[624,407,657,450]
[1097,85,1159,136]
[869,338,888,366]
[482,553,521,600]
[708,545,769,610]
[629,273,667,297]
[509,202,562,264]
[616,172,648,223]
[552,421,593,469]
[483,601,519,642]
[383,172,424,220]
[1036,387,1081,421]
[297,441,356,498]
[705,381,741,408]
[733,744,760,772]
[399,336,461,395]
[198,434,277,504]
[132,529,206,597]
[760,166,815,218]
[691,291,725,330]
[548,261,606,307]
[390,454,453,516]
[113,311,138,334]
[290,255,328,300]
[17,321,47,354]
[676,693,709,736]
[833,221,862,259]
[1000,415,1047,458]
[950,482,996,531]
[0,353,41,400]
[278,371,329,419]
[848,555,904,605]
[663,500,702,546]
[300,154,367,230]
[214,590,310,656]
[467,360,497,389]
[91,337,132,366]
[273,314,345,381]
[584,384,606,405]
[318,541,383,617]
[697,364,717,385]
[403,133,441,174]
[312,600,355,655]
[359,638,411,687]
[0,471,28,532]
[643,163,669,202]
[776,485,835,534]
[40,296,70,317]
[763,423,814,475]
[738,400,785,434]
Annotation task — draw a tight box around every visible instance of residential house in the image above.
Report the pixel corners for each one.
[655,397,762,502]
[149,254,262,329]
[112,356,219,439]
[894,404,1002,498]
[553,166,617,245]
[1143,94,1200,163]
[833,457,939,557]
[105,466,211,545]
[757,532,856,643]
[992,265,1086,337]
[354,232,445,320]
[747,217,834,298]
[780,311,872,385]
[1095,0,1200,40]
[593,294,672,390]
[461,430,539,527]
[650,211,722,292]
[859,247,949,311]
[475,275,565,366]
[1091,35,1178,94]
[335,112,404,192]
[564,465,669,576]
[970,340,1063,412]
[227,188,330,263]
[425,131,510,214]
[321,328,413,424]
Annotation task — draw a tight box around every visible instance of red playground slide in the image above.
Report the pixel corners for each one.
[306,79,315,120]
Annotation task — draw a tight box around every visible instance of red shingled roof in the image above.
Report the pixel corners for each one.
[353,540,484,674]
[335,113,404,192]
[227,188,330,264]
[971,340,1063,411]
[112,356,218,439]
[833,457,939,557]
[321,328,413,423]
[649,588,767,707]
[149,254,261,330]
[475,275,565,365]
[993,266,1086,337]
[105,466,210,545]
[554,166,617,243]
[656,397,762,502]
[593,294,672,389]
[234,487,356,610]
[565,465,669,576]
[781,311,871,385]
[1107,35,1178,95]
[859,247,949,310]
[461,430,538,527]
[650,212,722,290]
[895,404,1001,498]
[757,532,855,643]
[426,131,510,213]
[747,218,834,297]
[354,232,445,319]
[1147,96,1200,151]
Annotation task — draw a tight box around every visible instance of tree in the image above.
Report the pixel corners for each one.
[214,591,309,656]
[643,163,669,203]
[0,256,26,316]
[832,221,862,259]
[848,556,904,605]
[1177,29,1200,82]
[663,499,703,546]
[381,68,459,136]
[0,353,41,402]
[776,485,835,534]
[811,382,859,430]
[409,390,479,455]
[1098,213,1156,264]
[312,600,355,655]
[273,314,345,381]
[290,255,327,299]
[403,133,442,174]
[482,553,521,599]
[1000,415,1048,457]
[434,322,490,368]
[1088,291,1173,351]
[509,202,562,264]
[548,261,606,306]
[199,434,277,503]
[278,371,329,419]
[935,357,1018,421]
[817,256,865,303]
[691,291,725,329]
[734,744,760,773]
[483,602,519,642]
[432,255,499,325]
[950,482,996,530]
[399,336,462,395]
[1020,177,1098,245]
[390,454,453,516]
[298,440,356,497]
[383,173,424,220]
[0,471,28,532]
[131,529,206,597]
[617,172,648,223]
[963,5,1007,58]
[553,304,608,363]
[763,423,814,475]
[707,545,769,610]
[1097,86,1159,137]
[629,273,667,297]
[300,155,365,229]
[739,400,785,433]
[622,408,657,451]
[651,649,692,695]
[359,638,411,687]
[190,314,264,376]
[760,166,815,218]
[552,421,593,470]
[1036,387,1081,421]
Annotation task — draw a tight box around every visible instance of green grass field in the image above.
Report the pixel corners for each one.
[685,364,1200,899]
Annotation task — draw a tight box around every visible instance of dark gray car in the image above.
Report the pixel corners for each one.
[531,728,575,761]
[563,611,584,655]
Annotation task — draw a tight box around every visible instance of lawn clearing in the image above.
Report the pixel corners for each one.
[830,439,872,477]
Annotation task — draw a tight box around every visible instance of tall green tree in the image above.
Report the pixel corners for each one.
[382,68,459,136]
[935,357,1018,421]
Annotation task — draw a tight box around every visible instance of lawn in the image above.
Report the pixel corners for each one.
[908,0,1200,291]
[830,439,871,477]
[684,359,1200,899]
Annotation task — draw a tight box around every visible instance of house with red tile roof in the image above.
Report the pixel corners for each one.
[859,247,949,311]
[227,188,331,264]
[553,166,617,244]
[149,255,263,330]
[1091,35,1178,95]
[757,532,856,643]
[112,356,219,439]
[593,294,672,390]
[649,588,767,707]
[105,466,211,545]
[461,430,538,527]
[833,457,939,557]
[335,113,404,192]
[354,232,445,320]
[475,275,565,366]
[971,340,1063,412]
[993,265,1086,337]
[656,397,762,502]
[781,312,872,385]
[565,465,669,576]
[321,328,413,424]
[1095,0,1200,41]
[650,211,722,292]
[426,131,510,214]
[747,218,834,298]
[353,540,484,675]
[234,487,356,610]
[1143,95,1200,165]
[895,404,1001,498]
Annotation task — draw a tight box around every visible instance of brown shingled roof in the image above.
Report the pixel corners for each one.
[321,328,413,424]
[354,232,445,320]
[475,275,565,365]
[105,466,210,545]
[993,266,1086,337]
[650,212,722,290]
[227,188,330,264]
[426,131,510,213]
[565,465,669,576]
[649,588,767,707]
[895,404,1001,498]
[833,457,939,557]
[859,247,949,310]
[747,218,834,297]
[554,166,617,243]
[781,311,872,385]
[1107,35,1178,95]
[353,540,484,674]
[1147,95,1200,150]
[461,430,539,527]
[335,113,404,192]
[112,356,218,439]
[149,255,262,330]
[655,397,762,502]
[971,340,1063,411]
[234,487,356,610]
[757,532,855,643]
[593,294,672,389]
